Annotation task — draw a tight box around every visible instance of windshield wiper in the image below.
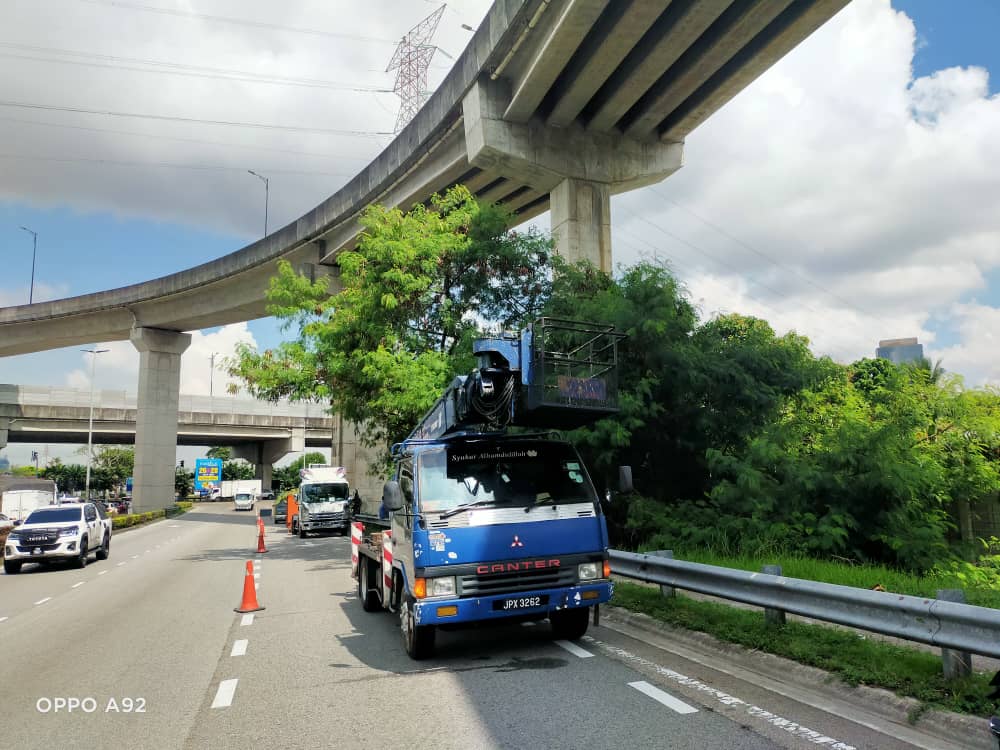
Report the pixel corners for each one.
[440,499,499,519]
[523,493,557,512]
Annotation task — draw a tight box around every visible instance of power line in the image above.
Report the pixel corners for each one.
[0,42,393,93]
[0,100,394,137]
[649,186,893,328]
[0,152,353,177]
[616,208,870,362]
[0,116,375,163]
[73,0,398,44]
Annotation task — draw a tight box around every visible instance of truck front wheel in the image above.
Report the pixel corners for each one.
[549,607,589,641]
[299,522,307,539]
[3,559,21,574]
[400,596,435,659]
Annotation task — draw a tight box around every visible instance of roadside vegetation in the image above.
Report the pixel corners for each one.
[111,501,192,531]
[611,581,996,718]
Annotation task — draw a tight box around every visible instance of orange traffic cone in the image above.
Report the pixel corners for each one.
[256,526,268,554]
[234,561,265,613]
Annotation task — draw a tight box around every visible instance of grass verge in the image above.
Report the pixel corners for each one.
[661,549,1000,610]
[611,581,997,719]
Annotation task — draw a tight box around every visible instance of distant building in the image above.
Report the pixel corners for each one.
[876,337,924,365]
[0,455,8,471]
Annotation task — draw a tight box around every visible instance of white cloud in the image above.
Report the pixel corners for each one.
[612,0,1000,385]
[933,303,1000,387]
[62,323,257,395]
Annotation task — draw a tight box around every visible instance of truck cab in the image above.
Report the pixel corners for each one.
[389,435,611,650]
[354,318,624,659]
[295,465,351,538]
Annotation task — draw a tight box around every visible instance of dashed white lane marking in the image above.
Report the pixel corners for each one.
[168,525,180,528]
[98,571,108,576]
[584,636,855,749]
[0,616,9,623]
[71,582,85,589]
[34,597,51,605]
[629,680,698,714]
[554,640,594,658]
[231,639,248,657]
[131,555,139,559]
[240,613,254,626]
[211,679,238,708]
[145,549,151,553]
[117,562,126,567]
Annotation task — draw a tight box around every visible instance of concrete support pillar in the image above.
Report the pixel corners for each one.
[0,417,8,450]
[330,415,384,516]
[130,327,191,513]
[550,177,612,272]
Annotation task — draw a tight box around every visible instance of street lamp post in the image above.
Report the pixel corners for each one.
[18,226,38,304]
[82,347,110,499]
[209,352,219,398]
[247,170,269,237]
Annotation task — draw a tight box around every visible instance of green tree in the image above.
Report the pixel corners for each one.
[175,466,194,498]
[222,460,254,481]
[206,446,233,461]
[228,186,553,466]
[90,447,134,496]
[41,461,87,493]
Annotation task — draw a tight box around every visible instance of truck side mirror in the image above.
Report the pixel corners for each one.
[382,481,404,512]
[618,466,634,494]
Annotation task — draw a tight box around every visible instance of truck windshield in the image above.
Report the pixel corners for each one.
[302,483,348,503]
[416,441,597,513]
[25,508,82,524]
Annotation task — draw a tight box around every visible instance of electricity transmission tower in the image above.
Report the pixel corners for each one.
[386,4,447,133]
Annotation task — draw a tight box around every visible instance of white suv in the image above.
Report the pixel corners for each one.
[4,502,112,574]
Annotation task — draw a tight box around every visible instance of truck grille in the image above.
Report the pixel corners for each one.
[19,530,60,545]
[308,512,344,522]
[458,566,576,597]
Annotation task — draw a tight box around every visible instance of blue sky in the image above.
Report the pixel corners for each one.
[2,0,999,468]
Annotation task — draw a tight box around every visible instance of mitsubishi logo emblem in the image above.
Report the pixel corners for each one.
[511,535,523,548]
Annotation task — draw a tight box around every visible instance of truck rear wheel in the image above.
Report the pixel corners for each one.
[400,596,435,660]
[96,532,110,560]
[74,537,89,569]
[549,607,589,641]
[358,559,380,612]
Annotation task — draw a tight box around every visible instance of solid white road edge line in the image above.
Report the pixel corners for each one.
[231,640,248,657]
[211,679,238,709]
[240,613,254,626]
[629,680,698,714]
[34,597,51,605]
[584,636,855,750]
[71,582,85,588]
[554,640,594,658]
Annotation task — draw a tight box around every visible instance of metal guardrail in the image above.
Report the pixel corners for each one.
[609,549,1000,661]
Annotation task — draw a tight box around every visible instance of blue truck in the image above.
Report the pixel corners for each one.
[351,318,630,659]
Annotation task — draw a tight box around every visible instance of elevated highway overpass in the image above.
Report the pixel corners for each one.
[0,385,344,491]
[0,0,850,511]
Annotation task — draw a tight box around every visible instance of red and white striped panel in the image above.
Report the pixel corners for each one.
[382,530,393,601]
[350,521,362,577]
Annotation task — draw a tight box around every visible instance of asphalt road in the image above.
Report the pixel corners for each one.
[0,504,987,750]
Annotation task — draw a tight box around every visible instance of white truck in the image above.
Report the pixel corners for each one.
[292,465,351,538]
[220,479,261,500]
[0,478,57,522]
[4,501,112,573]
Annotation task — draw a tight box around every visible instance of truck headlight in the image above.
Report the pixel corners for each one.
[578,562,600,581]
[428,577,456,597]
[59,527,79,537]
